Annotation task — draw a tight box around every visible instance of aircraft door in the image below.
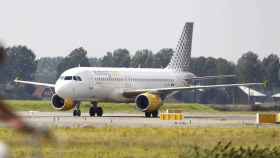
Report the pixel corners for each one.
[88,71,94,91]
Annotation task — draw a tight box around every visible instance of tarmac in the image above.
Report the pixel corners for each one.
[14,111,264,128]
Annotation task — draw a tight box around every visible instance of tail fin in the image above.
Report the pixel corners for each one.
[166,22,193,72]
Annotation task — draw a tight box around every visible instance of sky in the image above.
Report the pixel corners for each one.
[0,0,279,62]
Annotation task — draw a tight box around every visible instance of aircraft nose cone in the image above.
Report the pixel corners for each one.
[55,85,64,97]
[55,83,73,98]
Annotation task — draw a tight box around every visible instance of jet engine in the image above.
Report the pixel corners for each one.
[135,93,163,112]
[51,94,75,111]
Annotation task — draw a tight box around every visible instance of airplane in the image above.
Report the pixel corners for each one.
[14,22,264,117]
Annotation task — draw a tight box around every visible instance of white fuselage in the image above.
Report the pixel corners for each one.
[55,67,195,102]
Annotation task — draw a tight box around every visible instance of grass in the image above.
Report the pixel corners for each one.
[1,127,280,158]
[5,100,217,113]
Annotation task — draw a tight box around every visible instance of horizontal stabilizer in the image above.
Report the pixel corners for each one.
[238,86,266,97]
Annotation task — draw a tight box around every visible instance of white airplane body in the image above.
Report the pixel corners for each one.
[56,67,194,102]
[15,22,263,117]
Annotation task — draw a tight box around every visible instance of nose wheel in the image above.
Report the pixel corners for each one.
[89,102,103,117]
[73,109,81,117]
[73,102,81,117]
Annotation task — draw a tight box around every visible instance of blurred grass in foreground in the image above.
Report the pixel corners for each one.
[0,128,280,158]
[5,100,217,113]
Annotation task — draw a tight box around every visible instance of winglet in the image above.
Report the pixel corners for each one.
[263,80,269,88]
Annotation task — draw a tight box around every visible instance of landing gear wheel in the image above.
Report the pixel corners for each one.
[151,111,158,118]
[89,102,103,117]
[145,112,152,118]
[89,107,96,117]
[96,107,103,117]
[73,109,81,117]
[73,102,81,117]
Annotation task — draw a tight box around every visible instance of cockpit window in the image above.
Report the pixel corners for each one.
[61,76,82,81]
[77,76,82,81]
[64,76,72,80]
[73,76,82,81]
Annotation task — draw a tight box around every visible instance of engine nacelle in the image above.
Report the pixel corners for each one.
[135,93,163,112]
[51,94,75,111]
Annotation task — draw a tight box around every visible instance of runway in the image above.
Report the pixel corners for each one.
[15,111,262,128]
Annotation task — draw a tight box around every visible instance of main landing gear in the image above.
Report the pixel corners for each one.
[72,102,103,117]
[145,110,158,118]
[73,102,81,117]
[89,102,103,117]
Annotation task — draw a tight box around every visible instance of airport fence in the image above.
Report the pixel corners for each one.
[209,103,280,111]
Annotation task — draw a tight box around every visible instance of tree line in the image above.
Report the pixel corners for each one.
[0,45,279,99]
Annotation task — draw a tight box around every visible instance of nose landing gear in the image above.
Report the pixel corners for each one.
[73,102,81,117]
[89,102,103,117]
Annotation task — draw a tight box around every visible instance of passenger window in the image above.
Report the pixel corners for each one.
[64,76,72,80]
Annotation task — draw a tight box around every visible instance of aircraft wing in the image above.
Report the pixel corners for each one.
[14,79,55,88]
[123,83,263,98]
[190,74,236,81]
